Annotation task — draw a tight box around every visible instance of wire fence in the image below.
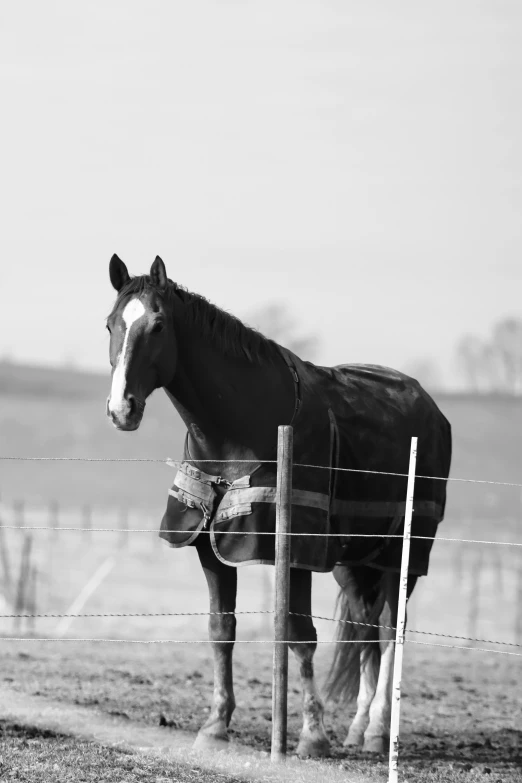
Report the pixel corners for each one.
[1,453,520,649]
[1,445,521,783]
[1,609,522,650]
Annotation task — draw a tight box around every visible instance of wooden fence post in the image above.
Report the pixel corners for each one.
[46,501,58,611]
[513,500,522,644]
[271,425,293,763]
[26,566,37,636]
[388,437,418,783]
[468,548,483,645]
[13,533,32,635]
[0,491,13,605]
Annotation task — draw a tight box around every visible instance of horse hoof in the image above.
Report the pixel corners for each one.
[343,729,364,748]
[363,734,387,754]
[193,731,229,752]
[296,736,331,758]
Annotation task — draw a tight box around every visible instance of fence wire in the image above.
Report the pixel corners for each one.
[2,610,521,650]
[1,635,520,657]
[0,454,521,487]
[1,455,521,666]
[0,524,520,548]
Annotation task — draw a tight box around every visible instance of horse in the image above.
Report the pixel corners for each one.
[105,254,452,757]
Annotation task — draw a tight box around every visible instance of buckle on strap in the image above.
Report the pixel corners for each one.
[168,460,256,527]
[175,470,217,504]
[178,462,223,485]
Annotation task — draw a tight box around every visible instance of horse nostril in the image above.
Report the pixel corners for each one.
[127,395,136,417]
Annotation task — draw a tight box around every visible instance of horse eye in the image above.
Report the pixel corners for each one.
[152,322,164,334]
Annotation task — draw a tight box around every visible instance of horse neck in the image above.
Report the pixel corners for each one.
[163,323,294,474]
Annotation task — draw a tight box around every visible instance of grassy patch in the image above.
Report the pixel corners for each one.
[0,719,242,783]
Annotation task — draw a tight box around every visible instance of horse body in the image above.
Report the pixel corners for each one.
[106,254,452,757]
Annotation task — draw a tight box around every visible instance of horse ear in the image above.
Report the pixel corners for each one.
[109,254,130,292]
[150,256,167,290]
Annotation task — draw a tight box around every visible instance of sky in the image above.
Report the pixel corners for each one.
[1,1,521,388]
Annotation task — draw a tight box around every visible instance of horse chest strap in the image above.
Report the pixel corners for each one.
[175,470,217,504]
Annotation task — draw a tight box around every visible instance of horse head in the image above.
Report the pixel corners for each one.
[106,254,177,430]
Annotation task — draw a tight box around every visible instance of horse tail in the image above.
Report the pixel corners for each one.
[323,565,386,705]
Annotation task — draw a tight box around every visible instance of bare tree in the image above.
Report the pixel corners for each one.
[402,359,444,391]
[247,303,320,360]
[456,335,489,391]
[456,318,522,394]
[490,318,522,394]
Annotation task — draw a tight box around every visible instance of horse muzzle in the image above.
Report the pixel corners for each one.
[106,394,145,431]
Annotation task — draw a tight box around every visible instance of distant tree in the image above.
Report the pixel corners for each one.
[456,335,490,391]
[491,318,522,394]
[247,303,320,360]
[456,318,522,394]
[402,359,444,391]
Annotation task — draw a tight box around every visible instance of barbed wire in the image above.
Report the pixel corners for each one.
[294,613,522,649]
[0,637,379,645]
[0,610,269,619]
[0,524,519,548]
[0,454,520,487]
[2,610,521,650]
[2,457,520,663]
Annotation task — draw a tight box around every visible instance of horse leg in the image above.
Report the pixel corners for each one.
[363,572,418,753]
[193,538,237,747]
[362,571,399,753]
[343,628,379,747]
[288,568,331,758]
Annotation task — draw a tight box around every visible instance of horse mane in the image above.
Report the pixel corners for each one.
[108,275,276,364]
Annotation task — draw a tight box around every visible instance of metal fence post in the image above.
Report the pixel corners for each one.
[388,436,417,783]
[271,425,293,763]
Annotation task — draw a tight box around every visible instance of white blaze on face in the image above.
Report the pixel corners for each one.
[109,298,146,416]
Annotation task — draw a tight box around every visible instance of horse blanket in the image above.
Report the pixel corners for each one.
[159,347,452,575]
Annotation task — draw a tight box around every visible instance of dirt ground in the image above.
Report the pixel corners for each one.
[1,638,521,782]
[1,505,521,781]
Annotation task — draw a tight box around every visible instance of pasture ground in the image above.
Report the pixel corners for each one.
[1,637,521,782]
[1,685,359,783]
[1,716,243,783]
[1,506,521,781]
